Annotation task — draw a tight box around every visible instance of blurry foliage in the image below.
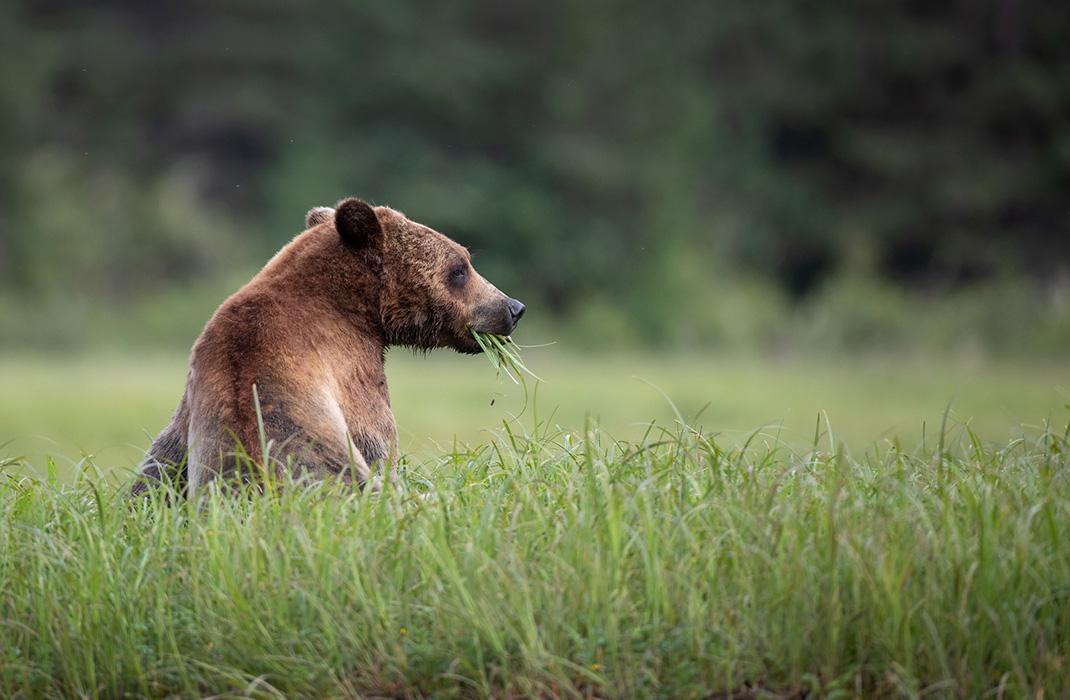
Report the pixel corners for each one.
[0,0,1068,351]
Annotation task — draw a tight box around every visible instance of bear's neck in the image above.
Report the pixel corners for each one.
[260,229,386,340]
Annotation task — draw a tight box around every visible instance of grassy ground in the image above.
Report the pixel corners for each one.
[2,414,1068,698]
[2,349,1069,697]
[0,348,1067,482]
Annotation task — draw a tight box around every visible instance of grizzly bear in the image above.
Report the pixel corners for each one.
[132,198,525,496]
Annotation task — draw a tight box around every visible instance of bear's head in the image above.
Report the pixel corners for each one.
[321,198,525,354]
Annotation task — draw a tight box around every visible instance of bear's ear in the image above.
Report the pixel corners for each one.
[305,206,334,228]
[334,198,383,250]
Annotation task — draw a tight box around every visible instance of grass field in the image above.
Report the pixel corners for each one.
[2,348,1069,697]
[2,409,1069,698]
[1,347,1068,482]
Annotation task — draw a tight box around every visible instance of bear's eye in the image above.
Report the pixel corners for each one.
[449,263,469,288]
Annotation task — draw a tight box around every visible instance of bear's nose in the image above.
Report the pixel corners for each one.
[508,298,526,323]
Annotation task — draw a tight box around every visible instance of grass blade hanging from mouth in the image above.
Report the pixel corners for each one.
[469,330,541,384]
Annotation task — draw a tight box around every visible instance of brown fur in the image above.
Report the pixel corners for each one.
[132,198,524,498]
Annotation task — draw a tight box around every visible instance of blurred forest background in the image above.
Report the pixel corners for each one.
[2,0,1069,355]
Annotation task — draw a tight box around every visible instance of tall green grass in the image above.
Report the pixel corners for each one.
[2,415,1069,699]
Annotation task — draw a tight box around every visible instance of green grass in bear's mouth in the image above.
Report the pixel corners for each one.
[468,329,540,384]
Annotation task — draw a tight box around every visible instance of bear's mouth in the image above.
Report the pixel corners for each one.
[456,326,490,355]
[458,321,520,355]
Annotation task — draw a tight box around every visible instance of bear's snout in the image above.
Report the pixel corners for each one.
[465,294,526,345]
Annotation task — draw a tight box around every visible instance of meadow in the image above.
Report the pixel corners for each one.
[1,348,1067,481]
[1,349,1069,698]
